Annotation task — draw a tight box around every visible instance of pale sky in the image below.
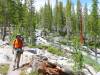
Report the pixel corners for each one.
[34,0,100,13]
[34,0,56,11]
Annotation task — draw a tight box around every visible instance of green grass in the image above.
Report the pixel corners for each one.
[47,46,64,56]
[28,44,64,57]
[83,55,100,72]
[59,39,67,45]
[20,70,38,75]
[29,45,64,56]
[37,45,49,49]
[28,44,49,49]
[20,71,26,75]
[0,64,9,75]
[29,71,38,75]
[38,45,64,56]
[28,45,38,48]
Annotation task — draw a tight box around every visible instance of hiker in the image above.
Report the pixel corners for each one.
[12,35,23,70]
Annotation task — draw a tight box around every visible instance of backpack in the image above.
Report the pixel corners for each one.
[13,39,23,48]
[13,39,23,54]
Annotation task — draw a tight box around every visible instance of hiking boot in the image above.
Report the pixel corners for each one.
[13,66,16,71]
[17,65,19,69]
[13,65,15,69]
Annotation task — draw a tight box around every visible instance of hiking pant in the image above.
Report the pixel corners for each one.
[13,48,22,68]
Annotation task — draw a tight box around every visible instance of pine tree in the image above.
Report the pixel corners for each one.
[47,0,53,32]
[71,3,77,35]
[0,0,9,41]
[53,0,58,32]
[91,0,99,61]
[66,0,71,17]
[91,0,99,36]
[40,0,53,35]
[0,0,4,26]
[28,0,36,45]
[76,0,84,45]
[83,3,88,43]
[58,1,65,33]
[54,0,65,35]
[8,0,26,40]
[76,0,81,34]
[64,0,72,39]
[0,0,36,44]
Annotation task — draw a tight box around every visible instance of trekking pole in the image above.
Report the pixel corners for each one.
[12,48,15,61]
[21,48,24,65]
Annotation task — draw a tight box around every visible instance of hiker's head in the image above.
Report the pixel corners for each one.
[16,35,21,39]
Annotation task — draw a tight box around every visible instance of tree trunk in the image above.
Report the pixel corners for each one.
[2,27,6,41]
[80,7,84,45]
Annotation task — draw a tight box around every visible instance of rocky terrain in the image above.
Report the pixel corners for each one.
[0,37,100,75]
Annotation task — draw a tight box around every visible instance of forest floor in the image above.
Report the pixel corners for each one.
[7,65,21,75]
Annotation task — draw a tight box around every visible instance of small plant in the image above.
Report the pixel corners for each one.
[72,36,84,72]
[72,50,84,71]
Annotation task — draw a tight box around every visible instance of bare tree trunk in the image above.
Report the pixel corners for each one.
[2,0,8,41]
[2,27,6,41]
[80,7,84,45]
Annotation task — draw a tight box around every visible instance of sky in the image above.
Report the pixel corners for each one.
[34,0,100,12]
[34,0,88,10]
